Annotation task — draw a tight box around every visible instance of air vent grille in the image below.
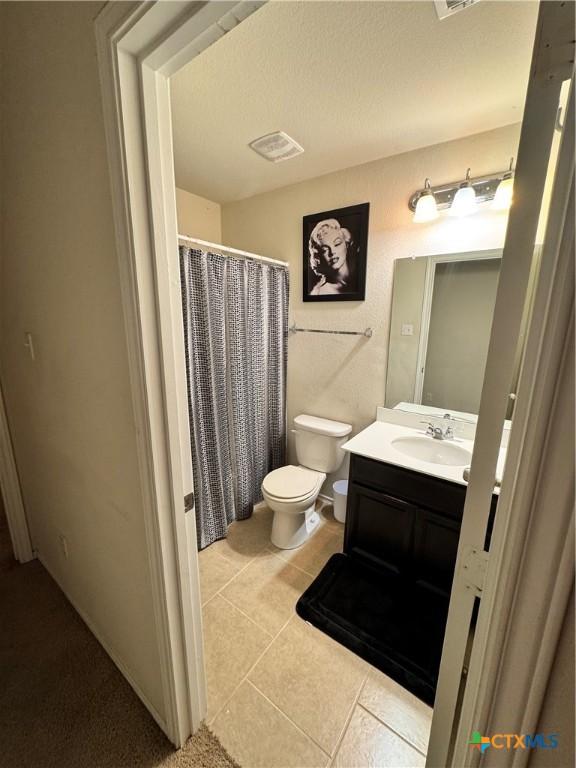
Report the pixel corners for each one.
[249,131,304,163]
[435,0,481,20]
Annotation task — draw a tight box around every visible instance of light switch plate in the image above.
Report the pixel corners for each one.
[401,323,414,336]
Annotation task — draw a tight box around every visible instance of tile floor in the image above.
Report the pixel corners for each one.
[199,501,432,768]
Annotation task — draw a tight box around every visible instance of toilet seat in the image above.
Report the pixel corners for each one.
[262,465,324,502]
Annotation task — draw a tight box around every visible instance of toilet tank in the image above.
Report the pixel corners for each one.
[294,414,353,473]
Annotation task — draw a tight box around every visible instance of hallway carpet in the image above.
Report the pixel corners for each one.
[0,508,239,768]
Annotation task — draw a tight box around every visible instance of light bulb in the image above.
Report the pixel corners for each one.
[492,176,514,211]
[450,169,476,217]
[413,179,438,223]
[413,192,438,223]
[450,186,476,216]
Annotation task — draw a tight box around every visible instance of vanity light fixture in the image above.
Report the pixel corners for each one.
[450,168,476,217]
[492,157,515,211]
[412,178,439,223]
[408,164,515,221]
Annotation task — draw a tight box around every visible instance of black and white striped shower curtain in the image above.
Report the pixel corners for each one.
[179,246,289,549]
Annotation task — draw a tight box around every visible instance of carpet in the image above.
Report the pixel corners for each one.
[296,553,449,706]
[167,725,240,768]
[0,504,239,768]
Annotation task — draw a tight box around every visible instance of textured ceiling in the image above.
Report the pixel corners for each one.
[170,0,538,204]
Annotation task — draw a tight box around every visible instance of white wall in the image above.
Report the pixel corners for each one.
[176,187,221,242]
[222,124,520,493]
[0,2,165,720]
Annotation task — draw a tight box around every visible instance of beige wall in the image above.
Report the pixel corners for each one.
[222,124,520,493]
[0,2,164,719]
[176,187,221,242]
[386,257,428,408]
[423,258,500,413]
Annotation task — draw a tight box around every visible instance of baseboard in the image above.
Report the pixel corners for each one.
[38,554,168,737]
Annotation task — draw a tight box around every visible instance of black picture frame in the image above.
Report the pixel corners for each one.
[302,202,369,302]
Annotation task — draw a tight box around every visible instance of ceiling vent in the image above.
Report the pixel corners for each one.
[434,0,481,20]
[249,131,304,163]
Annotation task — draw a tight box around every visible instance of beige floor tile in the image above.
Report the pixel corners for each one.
[333,706,425,768]
[249,615,366,755]
[198,546,242,604]
[360,670,432,754]
[212,681,329,768]
[222,550,313,635]
[271,524,343,577]
[212,506,274,566]
[203,595,272,721]
[318,500,345,531]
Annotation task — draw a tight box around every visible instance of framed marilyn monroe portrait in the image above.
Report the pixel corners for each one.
[302,202,369,302]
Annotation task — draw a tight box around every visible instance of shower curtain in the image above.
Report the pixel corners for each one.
[179,246,289,549]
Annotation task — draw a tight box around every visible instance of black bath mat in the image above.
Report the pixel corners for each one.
[296,553,449,705]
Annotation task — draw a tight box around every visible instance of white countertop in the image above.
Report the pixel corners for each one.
[342,420,506,491]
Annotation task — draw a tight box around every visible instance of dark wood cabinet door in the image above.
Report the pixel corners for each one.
[413,509,460,597]
[345,483,417,576]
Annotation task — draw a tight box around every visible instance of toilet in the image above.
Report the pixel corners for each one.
[262,414,352,549]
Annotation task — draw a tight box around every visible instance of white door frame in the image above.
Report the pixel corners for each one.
[413,249,502,404]
[0,383,34,563]
[95,0,264,746]
[454,87,574,766]
[94,0,573,756]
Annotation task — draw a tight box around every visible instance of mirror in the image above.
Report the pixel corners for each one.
[385,250,502,420]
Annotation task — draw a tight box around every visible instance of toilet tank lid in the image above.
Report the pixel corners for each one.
[294,414,352,437]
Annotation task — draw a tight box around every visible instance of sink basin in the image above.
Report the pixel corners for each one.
[391,436,472,466]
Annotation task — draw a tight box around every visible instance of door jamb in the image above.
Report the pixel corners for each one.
[427,3,574,761]
[0,383,34,563]
[451,77,574,768]
[95,0,264,746]
[94,0,574,758]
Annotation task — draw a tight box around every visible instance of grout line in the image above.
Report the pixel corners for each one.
[245,680,331,760]
[208,611,295,727]
[199,541,269,604]
[212,541,268,571]
[209,574,428,759]
[356,702,430,758]
[217,592,275,640]
[267,527,344,580]
[203,510,344,758]
[326,669,369,766]
[211,552,314,635]
[265,546,319,579]
[204,508,427,762]
[212,553,255,588]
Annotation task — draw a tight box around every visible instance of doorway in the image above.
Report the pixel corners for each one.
[95,1,574,764]
[0,385,34,565]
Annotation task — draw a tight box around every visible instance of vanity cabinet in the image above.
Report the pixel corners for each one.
[296,448,498,705]
[345,485,417,577]
[344,454,496,599]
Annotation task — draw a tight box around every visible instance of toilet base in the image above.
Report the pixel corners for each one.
[271,504,320,550]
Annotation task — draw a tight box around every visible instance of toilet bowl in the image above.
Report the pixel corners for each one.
[262,414,352,549]
[263,465,326,549]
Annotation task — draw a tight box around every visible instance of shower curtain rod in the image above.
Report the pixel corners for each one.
[178,235,289,268]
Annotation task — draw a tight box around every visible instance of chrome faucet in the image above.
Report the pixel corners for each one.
[421,417,454,441]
